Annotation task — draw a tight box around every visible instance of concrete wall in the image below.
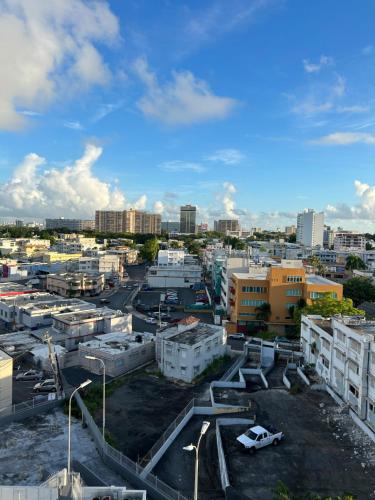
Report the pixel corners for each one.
[0,352,12,410]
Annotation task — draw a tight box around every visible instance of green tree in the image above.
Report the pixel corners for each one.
[169,241,180,249]
[140,238,159,263]
[287,233,297,243]
[308,256,326,276]
[366,242,373,251]
[295,295,364,325]
[255,302,272,322]
[273,481,356,500]
[343,277,375,306]
[345,254,366,271]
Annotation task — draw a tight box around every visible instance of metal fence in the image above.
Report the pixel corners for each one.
[74,392,189,500]
[0,396,64,426]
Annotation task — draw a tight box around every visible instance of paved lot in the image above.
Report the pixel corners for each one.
[222,389,375,500]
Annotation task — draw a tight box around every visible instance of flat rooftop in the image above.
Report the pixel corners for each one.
[21,298,89,312]
[165,323,222,345]
[54,307,125,323]
[306,274,339,285]
[0,292,53,305]
[233,270,268,280]
[80,331,154,355]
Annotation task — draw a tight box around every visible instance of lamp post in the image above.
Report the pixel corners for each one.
[67,379,92,477]
[85,355,106,438]
[183,421,210,500]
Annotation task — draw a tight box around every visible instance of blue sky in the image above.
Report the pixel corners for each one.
[1,0,375,230]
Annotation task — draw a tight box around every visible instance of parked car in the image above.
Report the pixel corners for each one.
[16,370,43,381]
[145,317,157,324]
[229,333,246,340]
[33,379,57,393]
[100,298,110,304]
[236,425,284,453]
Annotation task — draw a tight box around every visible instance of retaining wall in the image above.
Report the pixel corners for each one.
[297,367,310,386]
[0,398,64,427]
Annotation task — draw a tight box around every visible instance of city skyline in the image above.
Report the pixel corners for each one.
[0,1,375,231]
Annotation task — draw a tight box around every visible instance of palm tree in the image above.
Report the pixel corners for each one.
[345,254,366,271]
[255,302,271,322]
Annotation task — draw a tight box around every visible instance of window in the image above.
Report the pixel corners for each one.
[180,366,187,373]
[335,349,345,363]
[194,346,201,358]
[337,331,346,344]
[285,289,302,297]
[369,376,375,389]
[321,355,329,369]
[242,286,267,293]
[369,401,375,414]
[322,338,330,351]
[349,384,359,399]
[371,352,375,365]
[285,303,296,310]
[239,313,256,317]
[180,349,187,359]
[310,291,337,300]
[193,365,200,376]
[206,341,212,352]
[240,299,267,307]
[348,359,359,375]
[287,275,302,283]
[349,338,361,354]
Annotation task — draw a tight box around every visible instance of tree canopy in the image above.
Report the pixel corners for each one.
[345,254,366,271]
[294,295,364,324]
[343,276,375,307]
[140,238,159,263]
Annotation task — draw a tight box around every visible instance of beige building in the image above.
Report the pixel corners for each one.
[214,219,240,233]
[0,350,13,410]
[46,273,105,297]
[95,209,161,234]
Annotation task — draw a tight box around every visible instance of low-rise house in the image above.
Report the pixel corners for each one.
[157,317,227,382]
[301,314,375,432]
[46,273,105,297]
[52,308,132,350]
[79,331,155,377]
[0,349,12,409]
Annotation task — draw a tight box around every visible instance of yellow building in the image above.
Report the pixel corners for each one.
[227,261,343,334]
[35,252,82,263]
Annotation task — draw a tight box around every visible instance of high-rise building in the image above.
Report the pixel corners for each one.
[180,205,197,234]
[285,225,296,235]
[334,232,366,252]
[46,218,95,231]
[296,209,324,247]
[198,223,208,233]
[95,210,161,234]
[161,221,180,233]
[214,219,240,234]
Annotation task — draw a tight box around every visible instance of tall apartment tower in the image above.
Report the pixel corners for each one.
[214,219,240,233]
[180,205,197,234]
[296,209,324,247]
[95,210,161,234]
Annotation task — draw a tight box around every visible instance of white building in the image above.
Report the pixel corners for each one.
[78,254,122,277]
[52,307,132,350]
[79,331,155,377]
[147,264,202,288]
[220,256,250,314]
[0,349,12,409]
[334,232,366,252]
[301,315,375,430]
[157,317,227,382]
[157,249,185,266]
[296,209,324,247]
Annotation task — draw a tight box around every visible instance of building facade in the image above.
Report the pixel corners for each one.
[334,232,366,252]
[301,315,375,431]
[46,273,105,297]
[45,218,95,231]
[95,210,161,234]
[157,317,226,382]
[228,260,343,333]
[296,209,324,247]
[0,350,12,410]
[180,205,197,234]
[214,219,240,233]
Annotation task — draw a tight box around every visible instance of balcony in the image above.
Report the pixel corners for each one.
[229,299,235,307]
[229,286,235,295]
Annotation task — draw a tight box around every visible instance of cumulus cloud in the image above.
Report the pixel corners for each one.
[207,148,245,165]
[63,121,83,131]
[133,57,237,125]
[303,55,334,73]
[0,144,131,218]
[132,194,147,210]
[326,180,375,221]
[153,200,164,214]
[159,160,205,173]
[311,132,375,145]
[221,182,237,218]
[0,0,119,130]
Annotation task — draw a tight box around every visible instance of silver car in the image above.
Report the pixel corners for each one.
[33,379,57,392]
[16,370,43,381]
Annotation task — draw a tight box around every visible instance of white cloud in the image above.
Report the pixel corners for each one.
[332,74,346,97]
[292,100,333,116]
[362,45,374,55]
[302,55,334,73]
[92,101,125,123]
[326,180,375,220]
[159,161,205,173]
[133,57,237,125]
[207,148,245,165]
[0,144,132,218]
[153,200,164,215]
[132,194,147,210]
[311,132,375,145]
[222,182,237,218]
[336,105,369,113]
[0,0,119,130]
[63,121,83,131]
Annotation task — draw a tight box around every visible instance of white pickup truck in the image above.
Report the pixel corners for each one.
[236,425,284,453]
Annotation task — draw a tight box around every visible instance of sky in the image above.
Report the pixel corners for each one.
[1,0,375,231]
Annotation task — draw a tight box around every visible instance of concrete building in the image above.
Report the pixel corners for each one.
[0,349,12,409]
[214,219,240,234]
[180,205,197,234]
[161,221,180,233]
[197,223,208,233]
[45,218,95,231]
[79,331,155,377]
[227,260,343,333]
[285,225,296,235]
[54,236,97,254]
[323,226,336,249]
[296,209,324,247]
[95,210,161,234]
[147,263,202,288]
[301,315,375,432]
[78,253,123,278]
[52,308,132,350]
[157,249,185,266]
[46,273,105,297]
[334,232,366,252]
[220,256,250,315]
[157,317,226,382]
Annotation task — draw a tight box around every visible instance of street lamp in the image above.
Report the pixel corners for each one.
[67,379,92,477]
[183,421,210,500]
[85,355,106,438]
